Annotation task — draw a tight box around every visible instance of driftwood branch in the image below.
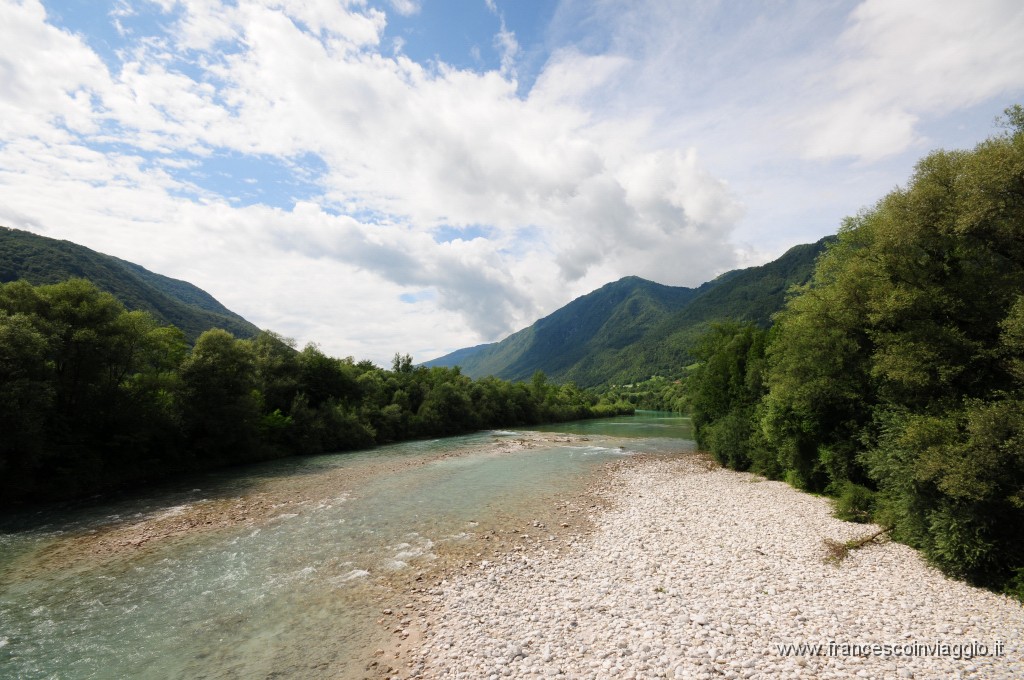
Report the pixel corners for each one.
[824,526,893,564]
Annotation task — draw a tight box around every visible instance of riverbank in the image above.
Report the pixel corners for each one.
[398,455,1023,679]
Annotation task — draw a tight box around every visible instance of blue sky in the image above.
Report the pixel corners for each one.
[1,0,1023,365]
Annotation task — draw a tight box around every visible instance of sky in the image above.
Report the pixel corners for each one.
[1,0,1023,366]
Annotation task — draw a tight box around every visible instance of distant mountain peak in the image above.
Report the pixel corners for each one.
[423,237,831,386]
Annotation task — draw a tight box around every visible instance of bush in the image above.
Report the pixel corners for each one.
[1003,568,1024,602]
[834,482,875,523]
[704,410,753,470]
[784,468,807,490]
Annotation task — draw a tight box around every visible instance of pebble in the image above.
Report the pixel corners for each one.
[407,457,1024,679]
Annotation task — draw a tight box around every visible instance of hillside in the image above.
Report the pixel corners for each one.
[0,227,259,341]
[424,237,832,386]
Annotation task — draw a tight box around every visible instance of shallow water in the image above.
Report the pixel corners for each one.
[533,410,694,447]
[0,412,694,679]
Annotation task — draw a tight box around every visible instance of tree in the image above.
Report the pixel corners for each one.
[997,103,1024,134]
[392,352,413,373]
[0,310,54,494]
[177,329,261,464]
[687,322,769,471]
[764,107,1024,589]
[249,331,300,413]
[416,382,473,434]
[0,279,186,502]
[297,343,359,407]
[762,230,877,491]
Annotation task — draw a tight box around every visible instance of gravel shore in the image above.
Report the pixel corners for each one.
[396,455,1023,679]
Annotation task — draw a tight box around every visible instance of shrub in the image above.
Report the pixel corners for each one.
[834,482,875,523]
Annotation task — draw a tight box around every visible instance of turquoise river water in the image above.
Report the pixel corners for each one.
[0,412,694,679]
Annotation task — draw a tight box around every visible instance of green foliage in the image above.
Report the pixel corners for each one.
[417,378,475,435]
[835,116,1024,589]
[833,482,876,523]
[0,309,55,487]
[297,343,360,408]
[601,375,688,412]
[177,329,262,464]
[0,279,633,508]
[865,398,1024,585]
[760,231,878,491]
[249,331,301,413]
[671,106,1024,596]
[997,104,1024,134]
[702,410,755,470]
[689,106,1024,595]
[1004,568,1024,601]
[392,352,413,373]
[685,322,770,471]
[0,279,189,500]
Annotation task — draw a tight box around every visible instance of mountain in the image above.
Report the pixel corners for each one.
[424,237,832,386]
[0,227,259,341]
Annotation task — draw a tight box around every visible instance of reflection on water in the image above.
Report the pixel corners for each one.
[534,409,691,433]
[0,412,693,679]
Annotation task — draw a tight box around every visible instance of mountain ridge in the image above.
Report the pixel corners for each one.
[0,227,260,341]
[424,237,833,386]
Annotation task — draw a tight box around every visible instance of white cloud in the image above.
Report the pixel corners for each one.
[0,0,744,362]
[797,0,1024,160]
[485,1,520,79]
[494,23,519,77]
[540,0,1024,262]
[529,49,631,107]
[0,1,109,138]
[9,0,1018,366]
[388,0,421,18]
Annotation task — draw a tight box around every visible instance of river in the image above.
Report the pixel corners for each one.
[0,411,694,679]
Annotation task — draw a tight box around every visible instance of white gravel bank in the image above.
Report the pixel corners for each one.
[399,456,1023,679]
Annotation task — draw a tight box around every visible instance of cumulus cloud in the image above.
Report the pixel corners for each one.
[0,1,109,138]
[14,0,1017,363]
[539,0,1024,261]
[0,0,747,362]
[797,0,1024,160]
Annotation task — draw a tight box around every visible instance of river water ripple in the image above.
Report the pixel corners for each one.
[0,412,694,679]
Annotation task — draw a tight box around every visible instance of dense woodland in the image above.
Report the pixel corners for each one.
[685,107,1024,598]
[0,278,631,507]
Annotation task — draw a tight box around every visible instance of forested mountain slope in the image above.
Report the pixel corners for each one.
[425,237,831,386]
[0,227,259,341]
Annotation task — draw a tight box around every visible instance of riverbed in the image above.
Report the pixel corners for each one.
[0,412,694,679]
[412,457,1024,679]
